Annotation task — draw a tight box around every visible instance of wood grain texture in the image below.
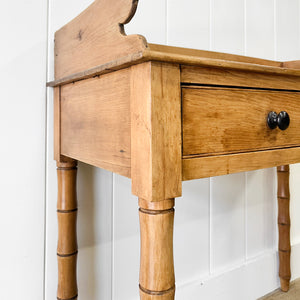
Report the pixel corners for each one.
[182,147,300,180]
[57,161,78,300]
[282,61,300,69]
[57,255,78,300]
[139,199,175,300]
[149,44,282,67]
[181,65,300,90]
[182,87,300,156]
[48,45,300,88]
[139,198,175,211]
[60,68,131,178]
[54,0,147,80]
[131,62,182,201]
[277,165,291,292]
[142,50,300,76]
[54,87,61,161]
[139,288,175,300]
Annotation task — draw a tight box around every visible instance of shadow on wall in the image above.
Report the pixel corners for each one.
[76,162,113,299]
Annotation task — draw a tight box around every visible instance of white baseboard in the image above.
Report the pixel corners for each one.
[176,242,300,300]
[291,241,300,280]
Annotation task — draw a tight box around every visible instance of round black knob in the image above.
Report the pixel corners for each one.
[277,111,290,130]
[267,111,290,130]
[267,111,278,129]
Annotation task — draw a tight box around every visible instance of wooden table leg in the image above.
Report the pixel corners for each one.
[277,165,291,292]
[139,198,175,300]
[57,161,78,300]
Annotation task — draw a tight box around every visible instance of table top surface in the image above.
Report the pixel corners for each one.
[48,42,300,88]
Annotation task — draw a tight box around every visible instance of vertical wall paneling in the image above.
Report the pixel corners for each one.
[77,165,113,300]
[112,175,140,300]
[275,0,300,61]
[125,0,167,44]
[167,0,210,49]
[210,0,245,54]
[175,180,210,286]
[246,169,276,258]
[211,174,246,273]
[0,0,47,299]
[245,0,275,58]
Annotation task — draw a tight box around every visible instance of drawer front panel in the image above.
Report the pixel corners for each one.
[181,65,300,91]
[182,87,300,156]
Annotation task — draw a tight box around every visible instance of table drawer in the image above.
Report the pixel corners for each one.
[182,87,300,156]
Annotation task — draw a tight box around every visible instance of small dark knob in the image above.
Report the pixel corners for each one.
[267,111,290,130]
[267,111,278,129]
[277,111,290,130]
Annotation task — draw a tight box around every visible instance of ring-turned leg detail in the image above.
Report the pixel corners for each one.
[277,165,291,292]
[57,161,78,300]
[139,198,175,300]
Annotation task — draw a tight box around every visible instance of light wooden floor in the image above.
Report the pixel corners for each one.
[259,280,300,299]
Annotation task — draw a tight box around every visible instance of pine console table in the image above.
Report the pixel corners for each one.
[47,0,300,299]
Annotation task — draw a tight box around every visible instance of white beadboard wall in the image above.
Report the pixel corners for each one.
[2,0,300,300]
[0,0,47,299]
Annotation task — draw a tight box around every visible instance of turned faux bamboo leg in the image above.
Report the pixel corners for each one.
[277,165,291,292]
[57,161,78,300]
[139,198,175,300]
